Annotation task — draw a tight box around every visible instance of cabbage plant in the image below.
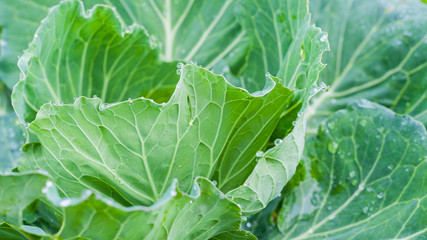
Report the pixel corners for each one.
[0,0,425,239]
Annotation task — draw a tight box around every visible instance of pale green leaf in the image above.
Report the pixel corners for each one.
[230,0,329,140]
[0,0,58,89]
[233,0,328,92]
[227,116,304,215]
[270,100,427,239]
[306,0,427,134]
[12,0,179,123]
[0,172,252,239]
[22,64,293,207]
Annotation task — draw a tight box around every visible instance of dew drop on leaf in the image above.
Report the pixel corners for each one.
[320,34,328,42]
[256,151,264,158]
[362,206,369,214]
[274,139,283,146]
[377,192,384,199]
[59,199,72,207]
[328,141,338,154]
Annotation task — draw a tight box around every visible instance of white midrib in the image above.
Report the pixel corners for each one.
[151,0,195,61]
[292,133,387,240]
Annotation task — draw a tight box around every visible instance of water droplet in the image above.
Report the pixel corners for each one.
[189,119,194,126]
[246,222,252,228]
[274,139,283,146]
[177,62,183,69]
[256,151,264,158]
[300,48,305,60]
[366,187,374,192]
[387,164,393,170]
[170,190,177,197]
[46,181,53,187]
[41,187,48,194]
[349,170,356,178]
[327,206,332,211]
[99,103,107,110]
[362,206,369,214]
[219,192,225,199]
[327,121,336,129]
[320,34,328,42]
[351,179,358,186]
[297,111,303,117]
[319,82,328,92]
[328,141,338,154]
[189,200,193,204]
[292,121,296,126]
[59,199,72,207]
[377,192,384,199]
[212,180,217,186]
[176,69,181,75]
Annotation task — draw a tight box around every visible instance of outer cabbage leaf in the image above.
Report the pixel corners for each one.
[83,0,244,65]
[233,0,328,93]
[0,172,254,239]
[307,0,427,133]
[224,0,328,214]
[12,0,179,123]
[22,64,293,207]
[0,0,58,89]
[230,0,329,141]
[227,115,304,215]
[269,100,427,239]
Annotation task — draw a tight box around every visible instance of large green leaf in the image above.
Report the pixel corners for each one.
[22,64,293,207]
[0,0,58,89]
[83,0,243,66]
[227,116,304,215]
[306,0,427,134]
[12,0,179,123]
[233,0,328,92]
[269,100,427,239]
[0,172,254,239]
[230,0,329,141]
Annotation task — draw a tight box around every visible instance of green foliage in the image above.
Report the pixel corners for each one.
[0,0,425,239]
